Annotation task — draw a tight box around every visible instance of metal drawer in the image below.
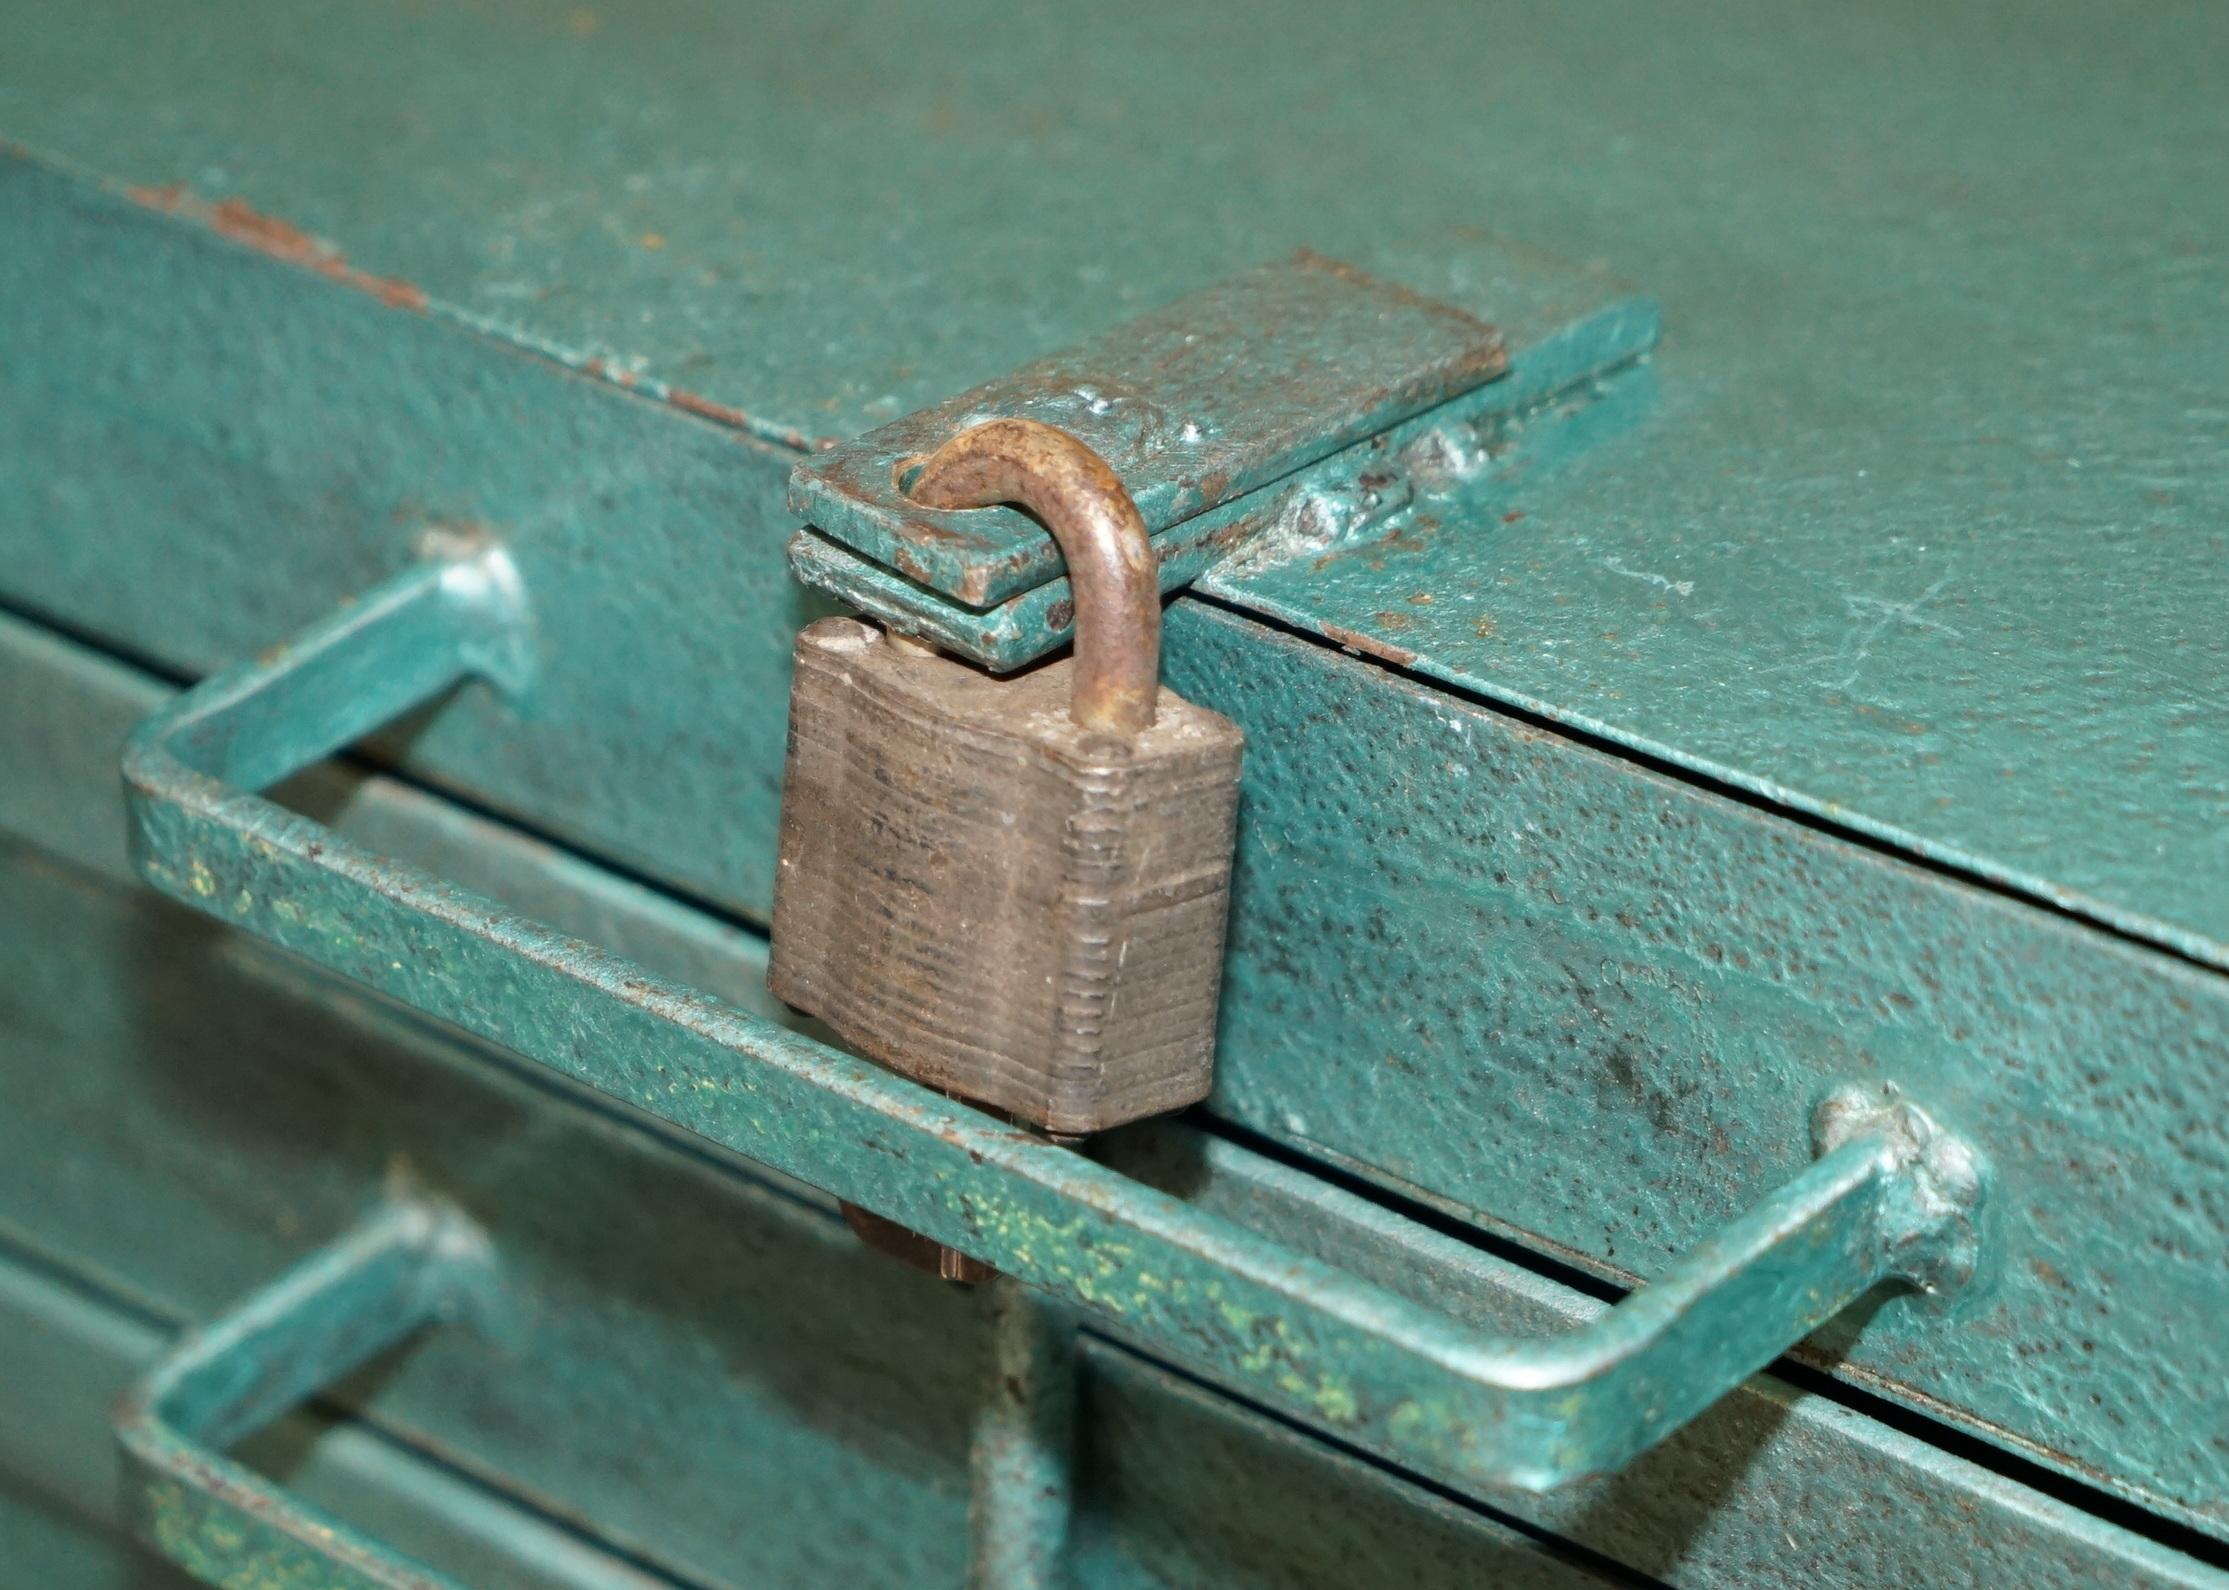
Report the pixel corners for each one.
[0,845,1614,1590]
[6,127,2227,1534]
[0,627,1617,1587]
[2,611,2217,1588]
[2,0,2224,1559]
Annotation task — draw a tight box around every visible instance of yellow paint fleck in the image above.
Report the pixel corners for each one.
[188,860,216,897]
[1314,1378,1359,1423]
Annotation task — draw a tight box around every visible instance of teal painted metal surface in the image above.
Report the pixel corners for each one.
[116,1201,494,1590]
[1158,602,2229,1536]
[0,1187,1608,1590]
[115,1205,1087,1590]
[789,274,1657,670]
[118,551,1987,1493]
[1,0,2221,965]
[0,150,2219,1510]
[0,1,2222,1547]
[0,45,2219,1527]
[970,1284,1079,1589]
[0,148,819,919]
[2,613,2219,1587]
[0,1481,192,1590]
[0,1231,680,1590]
[789,250,1511,608]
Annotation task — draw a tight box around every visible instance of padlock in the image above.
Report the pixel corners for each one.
[769,416,1246,1141]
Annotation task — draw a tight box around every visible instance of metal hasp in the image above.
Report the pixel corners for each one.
[120,551,1989,1491]
[114,1200,493,1590]
[787,246,1659,670]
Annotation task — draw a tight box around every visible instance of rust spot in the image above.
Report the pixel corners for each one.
[1207,518,1250,552]
[1046,598,1075,630]
[898,514,978,547]
[1502,510,1526,525]
[1474,616,1498,639]
[1321,623,1418,668]
[1407,592,1435,605]
[1371,610,1414,632]
[122,184,428,312]
[663,387,751,428]
[661,387,811,449]
[208,198,428,310]
[1287,247,1509,380]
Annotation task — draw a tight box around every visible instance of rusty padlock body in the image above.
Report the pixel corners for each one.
[770,419,1245,1137]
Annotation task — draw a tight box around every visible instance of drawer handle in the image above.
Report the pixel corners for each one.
[121,548,1989,1491]
[113,1200,492,1590]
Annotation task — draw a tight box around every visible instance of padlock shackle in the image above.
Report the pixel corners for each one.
[908,417,1160,733]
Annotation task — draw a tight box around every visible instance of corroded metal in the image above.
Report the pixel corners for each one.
[908,417,1162,733]
[790,251,1510,608]
[119,553,1993,1491]
[789,285,1657,673]
[844,1197,999,1285]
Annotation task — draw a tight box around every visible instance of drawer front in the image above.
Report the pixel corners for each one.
[0,149,816,916]
[1167,601,2229,1533]
[0,854,1617,1590]
[2,611,2218,1589]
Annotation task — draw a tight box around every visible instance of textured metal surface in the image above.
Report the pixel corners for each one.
[770,616,1243,1133]
[1,0,2223,1549]
[792,252,1507,607]
[117,1202,493,1590]
[10,74,2216,1521]
[0,849,1616,1581]
[970,1283,1079,1589]
[114,1208,1075,1590]
[0,148,818,920]
[1,612,2217,1588]
[0,1232,678,1590]
[122,557,1991,1493]
[1,0,2220,964]
[1160,602,2229,1534]
[0,157,2220,1511]
[788,280,1654,673]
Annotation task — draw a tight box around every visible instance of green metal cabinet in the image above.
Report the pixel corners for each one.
[0,0,2224,1584]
